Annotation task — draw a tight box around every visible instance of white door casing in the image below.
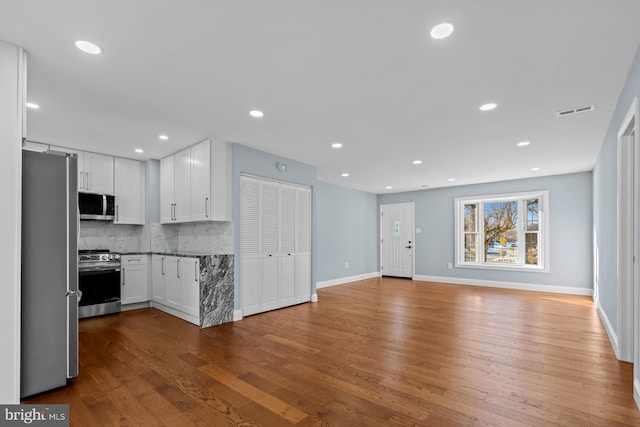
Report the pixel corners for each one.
[616,97,639,371]
[380,203,415,278]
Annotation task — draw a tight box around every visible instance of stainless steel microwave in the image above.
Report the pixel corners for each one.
[79,192,115,220]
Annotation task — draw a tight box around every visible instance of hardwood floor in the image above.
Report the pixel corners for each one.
[24,277,640,426]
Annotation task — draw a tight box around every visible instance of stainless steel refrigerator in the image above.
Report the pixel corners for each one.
[21,149,79,398]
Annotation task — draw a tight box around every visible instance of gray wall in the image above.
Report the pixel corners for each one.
[378,172,593,290]
[232,144,318,309]
[593,47,640,334]
[315,181,378,282]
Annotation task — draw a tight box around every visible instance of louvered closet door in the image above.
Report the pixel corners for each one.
[260,181,279,312]
[240,177,261,316]
[296,187,312,303]
[279,185,297,308]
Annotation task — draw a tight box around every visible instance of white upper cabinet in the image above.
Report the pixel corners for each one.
[80,151,114,194]
[190,140,210,222]
[174,148,192,222]
[160,139,230,224]
[160,155,175,223]
[114,157,145,224]
[47,146,112,194]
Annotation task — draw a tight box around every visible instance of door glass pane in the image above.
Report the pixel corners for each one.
[464,234,477,262]
[525,233,539,265]
[484,201,518,263]
[464,204,477,232]
[393,220,401,237]
[527,199,539,231]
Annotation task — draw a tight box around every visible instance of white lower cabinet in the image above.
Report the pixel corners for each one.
[151,255,200,325]
[121,255,149,305]
[151,255,167,305]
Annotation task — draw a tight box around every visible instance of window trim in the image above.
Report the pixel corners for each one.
[454,190,549,273]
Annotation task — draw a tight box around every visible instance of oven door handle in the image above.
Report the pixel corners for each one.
[78,267,121,274]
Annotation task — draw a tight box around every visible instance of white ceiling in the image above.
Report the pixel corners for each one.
[2,1,640,194]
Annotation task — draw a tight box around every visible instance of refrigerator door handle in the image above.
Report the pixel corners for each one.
[66,289,82,302]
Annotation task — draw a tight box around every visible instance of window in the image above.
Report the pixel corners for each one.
[455,191,548,271]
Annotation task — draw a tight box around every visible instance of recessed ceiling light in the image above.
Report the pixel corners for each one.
[430,22,454,39]
[448,178,456,182]
[413,160,423,165]
[386,186,393,189]
[249,110,264,118]
[331,142,343,149]
[135,148,144,153]
[341,173,350,177]
[25,102,39,109]
[159,134,169,140]
[479,103,498,111]
[517,141,531,147]
[531,167,541,172]
[75,40,102,55]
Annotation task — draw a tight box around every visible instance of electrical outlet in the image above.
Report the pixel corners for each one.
[345,261,349,269]
[447,262,453,269]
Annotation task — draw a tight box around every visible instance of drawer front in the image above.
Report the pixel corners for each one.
[121,255,148,266]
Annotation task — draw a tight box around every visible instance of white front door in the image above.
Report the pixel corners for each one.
[380,203,414,278]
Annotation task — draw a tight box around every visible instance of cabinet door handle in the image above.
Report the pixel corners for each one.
[122,267,125,285]
[177,259,181,278]
[86,172,90,190]
[116,205,119,222]
[205,197,209,218]
[161,257,165,275]
[195,261,198,282]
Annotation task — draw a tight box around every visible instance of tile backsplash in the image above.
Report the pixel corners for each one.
[79,221,233,255]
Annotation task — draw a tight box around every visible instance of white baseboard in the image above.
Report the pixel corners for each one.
[311,293,318,302]
[121,301,151,312]
[412,275,593,296]
[151,301,199,326]
[596,298,620,359]
[316,272,380,289]
[233,309,243,322]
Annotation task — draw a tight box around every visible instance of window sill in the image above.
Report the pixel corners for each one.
[455,262,549,273]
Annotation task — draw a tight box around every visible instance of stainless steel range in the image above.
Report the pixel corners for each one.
[78,249,121,318]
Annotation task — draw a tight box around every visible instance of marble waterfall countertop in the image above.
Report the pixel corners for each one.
[198,254,234,328]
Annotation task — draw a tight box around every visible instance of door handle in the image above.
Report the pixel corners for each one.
[195,261,198,282]
[66,289,83,302]
[161,257,165,275]
[177,259,181,278]
[405,246,412,249]
[205,197,209,218]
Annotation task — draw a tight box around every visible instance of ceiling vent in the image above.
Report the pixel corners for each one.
[556,104,596,117]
